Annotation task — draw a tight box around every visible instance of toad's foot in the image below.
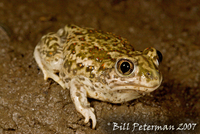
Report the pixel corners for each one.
[43,69,66,89]
[69,77,96,129]
[81,107,96,129]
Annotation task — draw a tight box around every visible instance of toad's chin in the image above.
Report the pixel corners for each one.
[104,88,146,103]
[104,84,161,104]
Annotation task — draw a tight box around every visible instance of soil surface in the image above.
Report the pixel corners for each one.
[0,0,199,134]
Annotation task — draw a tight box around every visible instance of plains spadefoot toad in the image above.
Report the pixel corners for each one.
[34,24,162,129]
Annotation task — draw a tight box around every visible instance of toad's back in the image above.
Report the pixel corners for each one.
[58,24,138,79]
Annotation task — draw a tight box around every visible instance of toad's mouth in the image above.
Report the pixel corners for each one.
[108,74,163,92]
[110,83,161,92]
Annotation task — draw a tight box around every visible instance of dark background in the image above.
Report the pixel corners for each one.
[0,0,199,133]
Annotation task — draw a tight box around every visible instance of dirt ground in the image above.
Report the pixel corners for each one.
[0,0,199,134]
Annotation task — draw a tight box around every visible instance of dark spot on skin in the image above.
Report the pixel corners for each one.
[54,71,59,76]
[77,63,84,69]
[95,77,101,82]
[73,69,77,75]
[76,92,81,97]
[110,93,113,96]
[46,51,55,57]
[75,83,81,90]
[60,72,65,77]
[113,43,118,46]
[63,55,66,60]
[86,66,94,72]
[88,56,94,60]
[101,79,107,84]
[106,74,111,79]
[79,37,86,41]
[114,75,119,78]
[117,36,122,40]
[117,90,122,93]
[71,25,77,29]
[64,60,72,68]
[49,43,59,49]
[66,37,74,43]
[65,78,71,83]
[88,29,94,33]
[90,87,95,91]
[90,73,95,78]
[104,36,110,41]
[85,103,91,108]
[98,64,106,71]
[81,46,85,50]
[46,36,58,46]
[109,80,118,84]
[81,43,87,46]
[74,32,83,35]
[94,84,99,88]
[72,50,76,54]
[79,77,85,81]
[146,72,150,76]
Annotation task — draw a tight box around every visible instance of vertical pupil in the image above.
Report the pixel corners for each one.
[121,62,130,73]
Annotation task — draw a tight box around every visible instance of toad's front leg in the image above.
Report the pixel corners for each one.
[69,76,96,129]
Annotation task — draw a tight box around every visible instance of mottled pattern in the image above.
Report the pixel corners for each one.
[34,24,162,129]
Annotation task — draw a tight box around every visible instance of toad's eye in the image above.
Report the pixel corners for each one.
[156,50,163,63]
[116,59,134,76]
